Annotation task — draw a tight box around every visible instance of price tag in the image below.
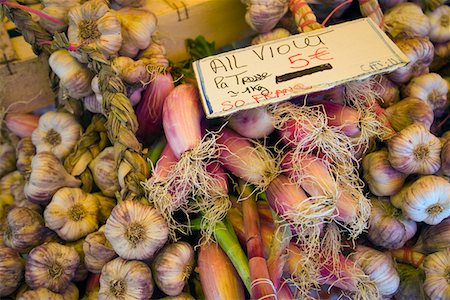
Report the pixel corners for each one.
[193,18,409,119]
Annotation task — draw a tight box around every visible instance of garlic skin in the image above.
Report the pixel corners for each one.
[402,175,450,225]
[19,288,64,300]
[368,197,417,249]
[152,241,195,296]
[68,0,122,58]
[32,111,82,160]
[388,123,442,175]
[25,152,81,204]
[111,56,150,84]
[83,226,118,273]
[388,37,434,84]
[115,8,157,58]
[48,50,93,98]
[242,0,289,33]
[423,248,450,300]
[383,3,431,39]
[0,245,25,297]
[363,149,407,196]
[0,143,16,178]
[353,245,400,296]
[15,137,35,179]
[44,188,100,241]
[25,242,80,293]
[99,257,154,300]
[104,200,169,260]
[88,147,120,198]
[427,5,450,43]
[414,216,450,254]
[402,73,449,117]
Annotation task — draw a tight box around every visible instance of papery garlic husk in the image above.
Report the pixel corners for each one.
[384,97,434,132]
[352,245,400,296]
[427,5,450,43]
[48,50,93,98]
[88,147,120,197]
[32,111,82,160]
[251,28,291,45]
[363,149,408,196]
[414,216,450,254]
[18,287,64,300]
[25,242,80,293]
[152,241,195,296]
[242,0,289,33]
[368,196,417,249]
[94,193,116,224]
[82,94,104,114]
[388,123,442,174]
[99,257,154,300]
[402,73,449,117]
[383,3,431,39]
[115,8,157,58]
[44,187,99,241]
[67,0,122,58]
[0,142,16,178]
[111,56,150,84]
[402,175,450,225]
[25,152,81,204]
[0,245,25,297]
[15,137,35,179]
[83,225,118,273]
[394,263,427,300]
[4,207,52,253]
[5,113,39,138]
[440,139,450,177]
[104,200,169,260]
[388,37,434,84]
[423,248,450,299]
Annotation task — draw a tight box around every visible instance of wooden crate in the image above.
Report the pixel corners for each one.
[0,0,253,113]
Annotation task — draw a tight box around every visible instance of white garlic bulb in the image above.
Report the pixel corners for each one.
[99,257,154,299]
[423,248,450,299]
[427,5,450,43]
[88,147,120,197]
[67,0,122,58]
[44,187,100,241]
[388,123,442,175]
[48,50,93,98]
[25,152,81,204]
[152,241,195,296]
[242,0,289,33]
[104,200,169,260]
[402,175,450,225]
[32,111,82,160]
[384,3,431,39]
[111,56,150,84]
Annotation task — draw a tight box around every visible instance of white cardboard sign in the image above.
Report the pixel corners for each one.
[193,18,410,119]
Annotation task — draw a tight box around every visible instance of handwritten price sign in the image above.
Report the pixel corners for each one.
[193,18,409,118]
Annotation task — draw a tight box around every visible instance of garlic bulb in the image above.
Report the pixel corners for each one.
[152,241,195,296]
[88,147,120,197]
[0,143,16,178]
[115,8,157,58]
[427,5,450,43]
[368,196,417,249]
[25,242,80,293]
[25,152,81,204]
[99,257,154,299]
[388,123,442,174]
[104,200,169,260]
[373,75,400,108]
[353,245,400,296]
[4,207,51,253]
[32,111,82,160]
[39,0,81,33]
[65,238,88,282]
[83,226,118,273]
[431,40,450,71]
[388,37,434,84]
[423,248,450,299]
[0,170,22,194]
[111,56,150,84]
[138,38,169,67]
[49,50,93,98]
[15,137,35,179]
[384,97,434,131]
[441,139,450,177]
[94,193,116,224]
[19,288,64,300]
[363,149,407,196]
[44,187,100,241]
[402,73,449,117]
[384,3,431,39]
[414,216,450,254]
[251,28,291,45]
[0,245,25,297]
[242,0,289,33]
[402,175,450,225]
[68,0,122,58]
[82,94,104,114]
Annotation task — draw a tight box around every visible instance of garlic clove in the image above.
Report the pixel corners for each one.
[104,200,169,260]
[89,147,120,198]
[83,225,118,273]
[388,123,442,174]
[0,245,25,297]
[25,242,80,293]
[44,187,100,241]
[99,257,154,299]
[423,248,450,300]
[152,241,195,296]
[32,111,82,160]
[0,142,16,178]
